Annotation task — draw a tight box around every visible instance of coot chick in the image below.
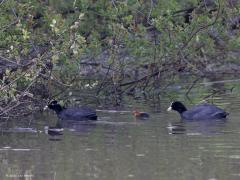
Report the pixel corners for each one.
[132,110,150,119]
[46,100,97,121]
[167,101,229,120]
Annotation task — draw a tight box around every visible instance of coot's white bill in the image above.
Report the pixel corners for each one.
[167,106,172,111]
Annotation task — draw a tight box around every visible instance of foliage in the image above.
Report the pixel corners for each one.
[0,0,239,112]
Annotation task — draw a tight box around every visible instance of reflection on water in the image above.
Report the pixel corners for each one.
[1,79,240,179]
[167,119,227,135]
[167,122,186,134]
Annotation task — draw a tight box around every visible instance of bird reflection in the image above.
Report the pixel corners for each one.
[44,122,63,141]
[167,118,227,135]
[167,122,186,135]
[45,120,97,140]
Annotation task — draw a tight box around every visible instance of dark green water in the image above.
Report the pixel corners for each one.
[1,78,240,180]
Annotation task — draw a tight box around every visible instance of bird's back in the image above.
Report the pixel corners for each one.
[182,103,228,120]
[59,106,97,121]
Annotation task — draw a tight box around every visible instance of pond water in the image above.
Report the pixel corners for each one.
[1,78,240,180]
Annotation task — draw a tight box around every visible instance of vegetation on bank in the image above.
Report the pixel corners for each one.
[0,0,239,116]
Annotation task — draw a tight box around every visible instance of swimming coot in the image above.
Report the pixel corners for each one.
[167,101,229,120]
[132,110,150,119]
[46,100,97,121]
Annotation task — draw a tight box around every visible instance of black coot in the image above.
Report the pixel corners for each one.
[46,100,97,121]
[167,101,229,120]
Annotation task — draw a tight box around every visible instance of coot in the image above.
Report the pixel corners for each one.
[46,100,97,121]
[167,101,229,120]
[132,110,150,119]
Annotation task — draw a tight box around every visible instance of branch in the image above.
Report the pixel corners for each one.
[180,0,221,50]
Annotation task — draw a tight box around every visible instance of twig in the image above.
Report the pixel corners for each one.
[147,0,154,24]
[96,63,113,95]
[178,47,204,76]
[22,69,41,93]
[111,0,118,10]
[185,77,202,97]
[0,55,21,65]
[1,19,19,32]
[0,0,6,6]
[119,70,162,87]
[49,74,73,87]
[180,0,221,51]
[0,101,20,116]
[0,71,28,91]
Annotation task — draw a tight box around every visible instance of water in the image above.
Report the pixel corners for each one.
[1,80,240,180]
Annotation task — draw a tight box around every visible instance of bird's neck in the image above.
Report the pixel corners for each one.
[53,105,64,113]
[178,106,187,113]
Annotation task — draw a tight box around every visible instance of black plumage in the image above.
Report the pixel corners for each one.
[47,100,97,121]
[168,101,229,120]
